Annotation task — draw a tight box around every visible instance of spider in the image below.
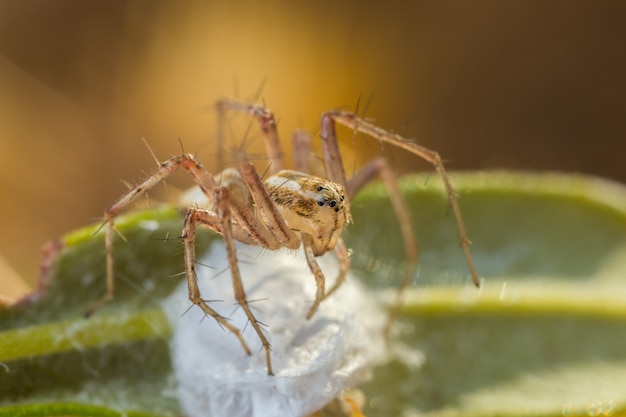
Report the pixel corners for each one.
[87,98,480,376]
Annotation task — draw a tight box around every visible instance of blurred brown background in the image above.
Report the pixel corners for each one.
[1,1,625,295]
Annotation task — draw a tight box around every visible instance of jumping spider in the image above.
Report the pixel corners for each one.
[88,98,480,376]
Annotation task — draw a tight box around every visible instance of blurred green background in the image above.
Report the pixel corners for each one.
[1,0,625,292]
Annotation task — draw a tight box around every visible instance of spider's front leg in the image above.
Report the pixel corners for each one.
[182,186,275,375]
[181,206,253,360]
[216,100,355,320]
[86,154,220,317]
[216,187,275,375]
[231,158,344,325]
[323,110,480,288]
[319,111,480,334]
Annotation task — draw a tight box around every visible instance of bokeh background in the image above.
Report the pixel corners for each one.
[1,1,625,296]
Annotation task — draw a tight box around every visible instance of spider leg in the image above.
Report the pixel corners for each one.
[234,154,335,321]
[293,123,350,306]
[318,112,349,203]
[216,100,343,308]
[237,160,301,250]
[325,238,350,300]
[182,206,253,359]
[321,111,480,288]
[87,154,220,317]
[217,98,285,174]
[346,157,419,335]
[300,233,326,320]
[237,158,333,321]
[213,186,274,375]
[292,129,314,174]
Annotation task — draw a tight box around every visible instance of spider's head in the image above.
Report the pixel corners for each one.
[266,170,351,256]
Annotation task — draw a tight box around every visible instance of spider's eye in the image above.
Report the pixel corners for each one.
[317,200,324,207]
[329,200,337,208]
[317,186,324,192]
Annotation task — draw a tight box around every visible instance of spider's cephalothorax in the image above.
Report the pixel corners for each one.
[265,170,350,256]
[91,98,480,376]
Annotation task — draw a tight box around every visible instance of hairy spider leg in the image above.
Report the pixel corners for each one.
[89,154,289,375]
[184,187,274,375]
[290,128,351,302]
[216,99,351,319]
[323,111,480,289]
[87,154,220,318]
[217,98,285,173]
[319,116,421,333]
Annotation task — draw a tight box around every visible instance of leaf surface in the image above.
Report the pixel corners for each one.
[1,172,625,417]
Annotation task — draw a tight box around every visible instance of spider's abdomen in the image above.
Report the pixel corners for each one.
[265,170,350,255]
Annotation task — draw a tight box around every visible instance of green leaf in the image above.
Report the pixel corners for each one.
[1,172,625,417]
[0,208,201,417]
[352,172,626,417]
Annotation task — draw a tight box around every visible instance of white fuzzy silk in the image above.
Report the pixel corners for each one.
[162,241,386,417]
